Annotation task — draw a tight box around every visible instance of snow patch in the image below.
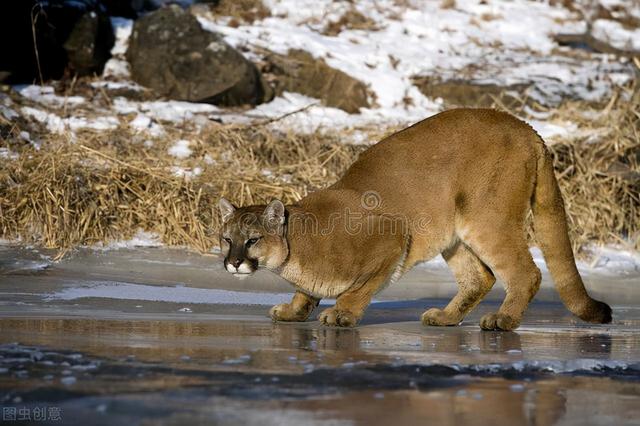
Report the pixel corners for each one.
[113,98,218,123]
[168,140,193,159]
[528,119,578,140]
[0,148,19,160]
[196,0,632,130]
[92,230,163,250]
[530,246,640,275]
[103,18,134,78]
[129,113,165,137]
[91,81,144,92]
[592,19,640,52]
[17,85,85,108]
[171,166,202,179]
[418,246,640,275]
[21,106,119,134]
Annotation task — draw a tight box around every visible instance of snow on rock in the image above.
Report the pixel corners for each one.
[103,17,134,79]
[57,0,632,138]
[192,0,632,133]
[235,91,440,138]
[168,139,193,159]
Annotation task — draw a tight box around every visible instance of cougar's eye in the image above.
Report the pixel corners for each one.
[223,237,232,244]
[246,237,260,246]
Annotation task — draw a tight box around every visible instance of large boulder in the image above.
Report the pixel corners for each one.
[0,0,114,83]
[126,5,270,106]
[264,49,371,113]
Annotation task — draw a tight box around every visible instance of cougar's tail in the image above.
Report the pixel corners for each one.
[531,144,612,324]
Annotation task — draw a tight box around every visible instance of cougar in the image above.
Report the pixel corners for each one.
[218,108,612,330]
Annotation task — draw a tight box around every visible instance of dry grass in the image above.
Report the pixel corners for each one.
[496,85,640,253]
[546,90,640,252]
[0,86,638,257]
[323,8,380,36]
[440,0,456,10]
[0,124,363,255]
[208,0,270,25]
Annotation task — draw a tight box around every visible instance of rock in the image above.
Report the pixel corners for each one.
[101,0,146,18]
[126,5,270,106]
[64,9,116,76]
[0,1,114,83]
[412,76,528,108]
[264,49,371,113]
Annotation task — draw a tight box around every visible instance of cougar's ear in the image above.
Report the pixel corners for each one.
[263,199,286,227]
[218,198,236,223]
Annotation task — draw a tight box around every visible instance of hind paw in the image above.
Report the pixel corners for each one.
[580,301,612,324]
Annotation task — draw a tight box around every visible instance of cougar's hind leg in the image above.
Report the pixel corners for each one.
[463,225,541,331]
[422,242,496,326]
[270,291,320,322]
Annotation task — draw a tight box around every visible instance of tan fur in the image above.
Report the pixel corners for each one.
[219,108,612,330]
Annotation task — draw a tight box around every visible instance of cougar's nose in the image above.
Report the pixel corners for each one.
[230,258,243,268]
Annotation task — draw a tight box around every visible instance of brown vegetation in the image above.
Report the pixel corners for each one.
[0,86,638,257]
[0,123,362,255]
[207,0,270,24]
[323,8,380,36]
[542,89,640,252]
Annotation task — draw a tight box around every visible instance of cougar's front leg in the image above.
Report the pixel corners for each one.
[318,270,390,328]
[270,291,320,322]
[319,229,407,328]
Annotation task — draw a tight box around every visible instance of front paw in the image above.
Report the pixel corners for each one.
[480,312,520,331]
[318,307,358,327]
[269,303,298,322]
[421,308,460,326]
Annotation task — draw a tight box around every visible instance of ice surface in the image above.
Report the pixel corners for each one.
[461,359,639,374]
[45,282,294,305]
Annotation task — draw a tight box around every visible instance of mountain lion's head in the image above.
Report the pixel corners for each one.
[218,198,289,275]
